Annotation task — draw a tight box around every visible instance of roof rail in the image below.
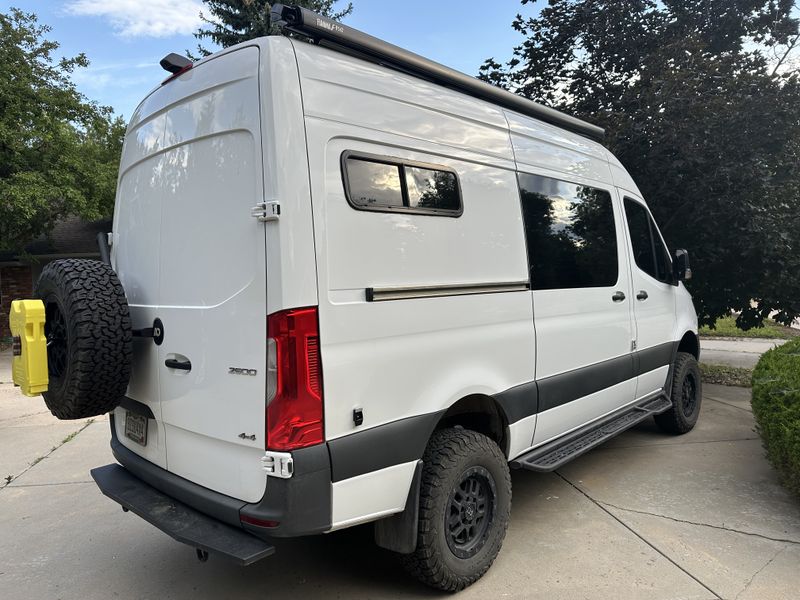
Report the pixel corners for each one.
[271,4,605,142]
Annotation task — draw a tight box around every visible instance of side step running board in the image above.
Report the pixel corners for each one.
[511,393,672,473]
[91,464,275,565]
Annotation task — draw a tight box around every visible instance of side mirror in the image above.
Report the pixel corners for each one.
[674,249,692,281]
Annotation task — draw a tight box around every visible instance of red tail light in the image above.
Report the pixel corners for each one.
[266,307,324,451]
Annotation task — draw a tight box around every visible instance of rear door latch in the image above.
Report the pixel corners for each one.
[251,200,280,222]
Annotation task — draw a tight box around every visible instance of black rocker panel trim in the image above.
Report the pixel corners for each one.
[636,341,676,376]
[494,341,676,424]
[329,342,677,481]
[494,380,539,424]
[537,353,635,413]
[328,410,444,482]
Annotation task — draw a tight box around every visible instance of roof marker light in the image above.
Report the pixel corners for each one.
[159,53,193,85]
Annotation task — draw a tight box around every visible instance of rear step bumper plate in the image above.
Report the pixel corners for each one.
[91,463,275,565]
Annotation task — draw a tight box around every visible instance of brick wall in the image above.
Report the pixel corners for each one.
[0,265,33,339]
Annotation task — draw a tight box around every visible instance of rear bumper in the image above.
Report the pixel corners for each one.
[106,414,332,541]
[91,463,275,565]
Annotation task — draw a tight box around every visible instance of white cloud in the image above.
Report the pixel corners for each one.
[66,0,204,38]
[71,61,154,92]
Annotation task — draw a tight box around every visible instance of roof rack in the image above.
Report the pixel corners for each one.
[270,4,605,142]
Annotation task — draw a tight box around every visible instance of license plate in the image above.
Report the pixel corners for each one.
[124,411,148,446]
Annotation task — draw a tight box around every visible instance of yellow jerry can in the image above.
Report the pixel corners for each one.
[9,299,49,396]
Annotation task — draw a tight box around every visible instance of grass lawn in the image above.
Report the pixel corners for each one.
[699,316,800,339]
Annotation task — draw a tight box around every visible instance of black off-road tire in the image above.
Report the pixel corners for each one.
[35,259,132,420]
[654,351,702,435]
[402,428,511,592]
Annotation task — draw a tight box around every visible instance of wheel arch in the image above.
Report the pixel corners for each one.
[434,394,510,457]
[677,330,700,360]
[665,330,700,401]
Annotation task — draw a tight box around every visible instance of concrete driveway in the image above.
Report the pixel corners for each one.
[1,350,799,599]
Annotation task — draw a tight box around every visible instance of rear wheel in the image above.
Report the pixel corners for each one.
[36,259,132,420]
[654,351,702,434]
[403,428,511,592]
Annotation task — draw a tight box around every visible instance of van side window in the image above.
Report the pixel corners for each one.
[344,157,404,208]
[342,152,462,216]
[404,166,460,211]
[624,197,672,283]
[517,173,618,290]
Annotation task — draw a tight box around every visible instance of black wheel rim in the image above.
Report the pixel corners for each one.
[681,371,698,418]
[44,300,68,379]
[445,466,496,559]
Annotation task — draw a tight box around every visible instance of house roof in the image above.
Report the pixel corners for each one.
[0,216,111,262]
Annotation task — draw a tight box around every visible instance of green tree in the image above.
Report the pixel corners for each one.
[0,8,124,253]
[191,0,353,58]
[480,0,800,329]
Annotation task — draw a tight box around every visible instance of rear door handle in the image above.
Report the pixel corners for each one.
[612,291,626,302]
[636,290,649,301]
[165,358,191,371]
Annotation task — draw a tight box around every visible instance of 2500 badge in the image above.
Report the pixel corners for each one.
[229,367,257,376]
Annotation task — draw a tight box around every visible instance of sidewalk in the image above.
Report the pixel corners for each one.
[0,347,12,384]
[699,337,786,369]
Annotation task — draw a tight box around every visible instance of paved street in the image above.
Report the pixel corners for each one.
[1,350,799,599]
[699,337,787,369]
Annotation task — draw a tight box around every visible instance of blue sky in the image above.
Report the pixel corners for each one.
[2,1,530,120]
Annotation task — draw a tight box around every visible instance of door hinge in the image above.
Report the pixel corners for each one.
[251,200,280,222]
[631,340,638,351]
[262,450,293,478]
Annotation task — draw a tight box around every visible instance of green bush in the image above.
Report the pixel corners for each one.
[751,338,800,498]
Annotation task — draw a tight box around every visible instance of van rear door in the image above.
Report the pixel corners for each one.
[114,46,268,503]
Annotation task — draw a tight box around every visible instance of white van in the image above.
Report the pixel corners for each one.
[21,4,701,592]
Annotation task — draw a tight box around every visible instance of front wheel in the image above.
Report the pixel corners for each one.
[654,351,702,434]
[403,428,511,592]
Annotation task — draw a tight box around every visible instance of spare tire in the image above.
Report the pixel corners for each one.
[35,259,132,420]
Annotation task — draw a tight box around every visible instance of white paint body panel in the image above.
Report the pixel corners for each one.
[330,461,418,530]
[109,35,698,524]
[621,195,678,398]
[114,45,270,502]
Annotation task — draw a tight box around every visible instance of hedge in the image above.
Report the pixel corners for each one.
[751,337,800,498]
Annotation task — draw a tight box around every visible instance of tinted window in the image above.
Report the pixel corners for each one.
[652,227,671,281]
[518,173,619,290]
[624,198,672,283]
[343,153,462,216]
[405,166,460,211]
[625,199,655,277]
[344,158,403,208]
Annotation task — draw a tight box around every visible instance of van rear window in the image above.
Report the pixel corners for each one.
[342,152,462,216]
